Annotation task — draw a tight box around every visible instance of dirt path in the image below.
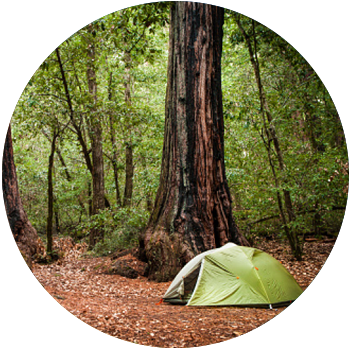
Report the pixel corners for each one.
[33,239,334,347]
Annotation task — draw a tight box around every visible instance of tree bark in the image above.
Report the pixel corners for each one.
[86,33,106,247]
[122,52,134,207]
[108,72,122,207]
[2,125,38,268]
[54,200,60,234]
[123,142,134,207]
[88,180,93,217]
[112,155,122,207]
[142,2,248,281]
[46,129,58,255]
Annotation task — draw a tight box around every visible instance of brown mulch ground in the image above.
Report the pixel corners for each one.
[32,238,334,347]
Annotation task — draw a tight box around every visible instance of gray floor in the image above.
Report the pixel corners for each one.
[1,259,350,349]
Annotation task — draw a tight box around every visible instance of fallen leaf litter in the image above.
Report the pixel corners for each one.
[33,237,334,347]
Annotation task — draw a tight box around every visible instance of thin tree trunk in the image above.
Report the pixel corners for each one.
[56,147,71,181]
[260,130,298,254]
[54,202,60,234]
[112,152,122,207]
[108,72,122,206]
[2,125,38,268]
[123,142,134,207]
[56,146,87,215]
[142,2,248,281]
[55,47,94,174]
[122,52,134,207]
[90,121,105,224]
[236,16,302,260]
[88,181,93,216]
[56,47,110,212]
[86,31,105,247]
[46,130,58,255]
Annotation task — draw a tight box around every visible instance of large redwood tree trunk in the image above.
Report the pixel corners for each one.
[2,125,38,267]
[142,2,248,281]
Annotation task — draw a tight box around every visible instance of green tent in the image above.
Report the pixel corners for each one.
[163,243,303,307]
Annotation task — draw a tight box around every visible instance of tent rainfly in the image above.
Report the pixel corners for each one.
[162,243,303,307]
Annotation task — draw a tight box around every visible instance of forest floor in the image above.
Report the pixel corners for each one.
[33,237,335,347]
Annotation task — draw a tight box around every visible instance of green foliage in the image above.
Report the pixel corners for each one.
[10,4,348,257]
[88,206,148,256]
[222,11,348,243]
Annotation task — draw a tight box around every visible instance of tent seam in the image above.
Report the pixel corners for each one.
[238,248,271,303]
[187,258,206,306]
